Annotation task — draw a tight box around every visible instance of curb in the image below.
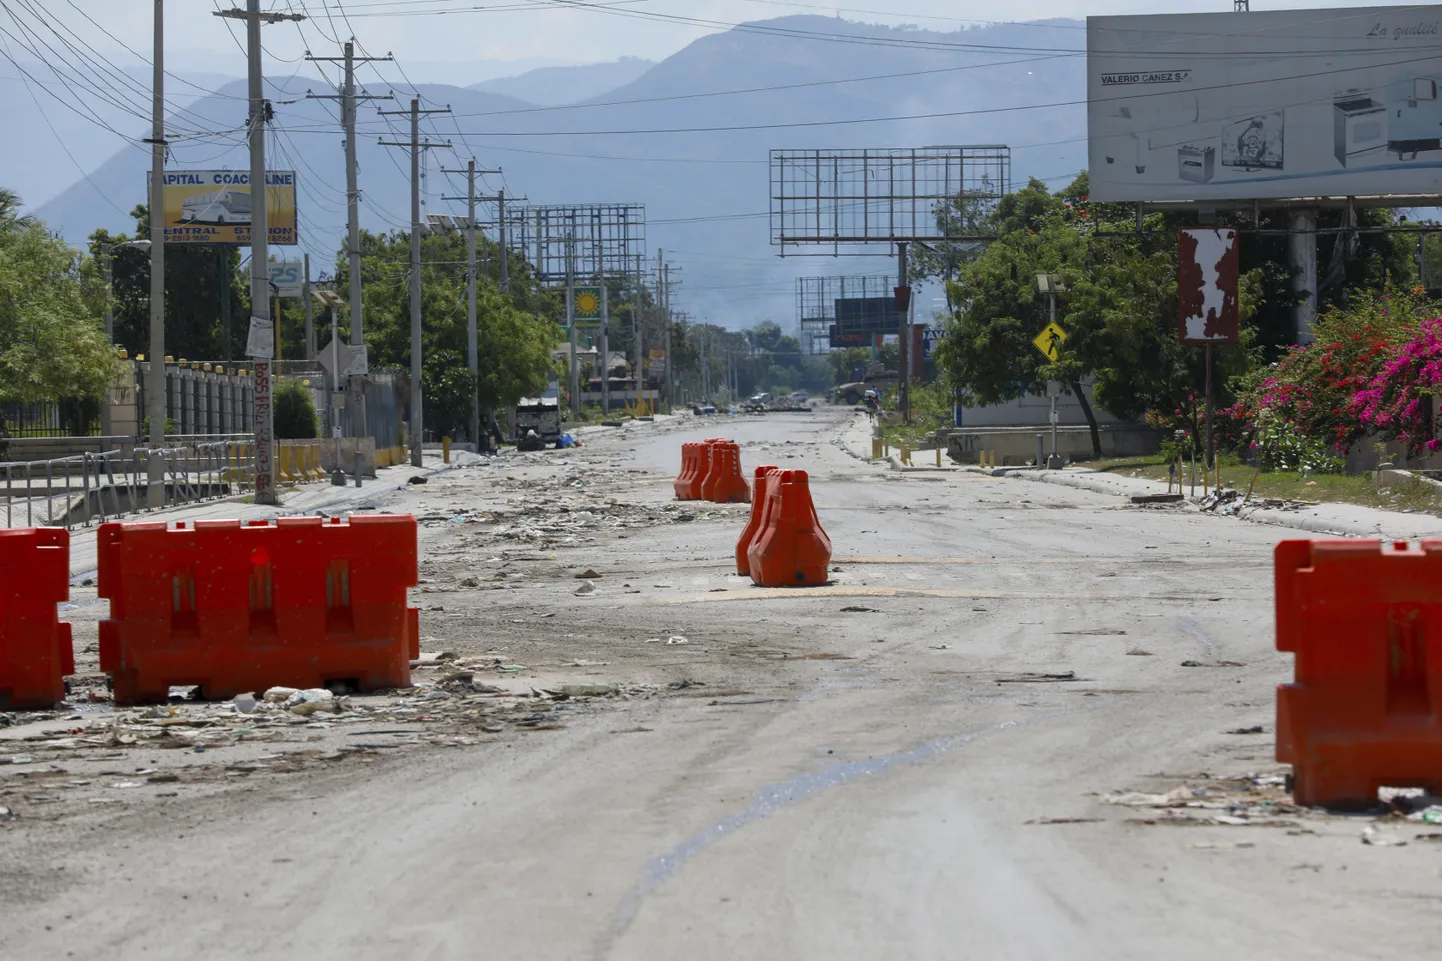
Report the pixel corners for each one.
[991,466,1442,540]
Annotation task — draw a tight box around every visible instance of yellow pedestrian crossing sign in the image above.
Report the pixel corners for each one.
[1032,321,1068,361]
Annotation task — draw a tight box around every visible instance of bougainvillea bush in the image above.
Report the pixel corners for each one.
[1225,287,1429,470]
[1353,315,1442,456]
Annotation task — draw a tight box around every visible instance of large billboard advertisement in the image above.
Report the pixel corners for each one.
[1087,7,1442,202]
[156,170,297,245]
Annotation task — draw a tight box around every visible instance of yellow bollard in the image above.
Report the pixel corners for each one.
[871,438,882,460]
[935,447,942,467]
[443,435,452,465]
[900,442,911,466]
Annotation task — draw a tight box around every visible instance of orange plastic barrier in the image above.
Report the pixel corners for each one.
[681,442,717,500]
[98,515,420,705]
[735,465,780,575]
[747,469,831,587]
[706,442,750,504]
[674,443,702,500]
[1276,538,1442,807]
[0,528,74,710]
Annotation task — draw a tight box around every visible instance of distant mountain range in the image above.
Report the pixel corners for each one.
[470,57,655,106]
[25,16,1089,328]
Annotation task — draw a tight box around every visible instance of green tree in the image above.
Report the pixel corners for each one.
[333,227,561,438]
[0,194,117,408]
[92,204,249,362]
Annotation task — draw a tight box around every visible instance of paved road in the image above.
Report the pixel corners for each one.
[4,410,1433,960]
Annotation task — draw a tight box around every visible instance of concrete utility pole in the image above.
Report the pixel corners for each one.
[441,161,500,446]
[634,253,644,412]
[307,45,392,440]
[379,99,450,467]
[600,277,611,413]
[303,253,314,360]
[497,189,509,293]
[897,240,911,425]
[567,233,579,417]
[215,0,303,507]
[146,0,166,508]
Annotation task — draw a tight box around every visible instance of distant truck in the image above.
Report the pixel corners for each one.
[513,396,562,450]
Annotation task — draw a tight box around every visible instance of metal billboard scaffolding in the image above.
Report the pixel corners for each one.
[770,146,1011,420]
[795,275,894,354]
[500,203,646,417]
[769,146,1010,254]
[503,203,646,283]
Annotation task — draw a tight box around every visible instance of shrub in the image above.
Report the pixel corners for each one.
[274,379,318,439]
[1353,316,1442,456]
[1225,286,1427,456]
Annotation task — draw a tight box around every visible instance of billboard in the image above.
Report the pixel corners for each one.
[157,170,297,245]
[1087,7,1442,202]
[1178,228,1240,344]
[834,297,903,335]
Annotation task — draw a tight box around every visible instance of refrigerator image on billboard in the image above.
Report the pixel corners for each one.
[1087,6,1442,202]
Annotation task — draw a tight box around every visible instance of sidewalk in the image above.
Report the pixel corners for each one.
[62,450,475,578]
[988,464,1442,541]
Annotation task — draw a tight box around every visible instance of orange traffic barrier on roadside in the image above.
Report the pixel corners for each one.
[674,443,702,500]
[735,465,780,575]
[98,515,420,705]
[1276,538,1442,807]
[707,442,750,504]
[747,469,830,587]
[0,528,74,710]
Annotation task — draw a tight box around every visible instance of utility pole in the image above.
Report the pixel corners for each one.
[600,276,611,414]
[215,0,303,507]
[634,253,644,413]
[307,44,392,441]
[567,232,579,417]
[897,240,911,425]
[441,161,500,447]
[145,0,166,508]
[497,189,509,293]
[303,253,314,360]
[379,98,450,467]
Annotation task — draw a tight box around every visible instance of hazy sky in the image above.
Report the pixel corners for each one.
[49,1,1426,80]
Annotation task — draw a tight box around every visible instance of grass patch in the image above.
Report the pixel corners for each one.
[1088,453,1442,516]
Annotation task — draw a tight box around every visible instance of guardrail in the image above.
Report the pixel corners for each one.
[1,439,256,530]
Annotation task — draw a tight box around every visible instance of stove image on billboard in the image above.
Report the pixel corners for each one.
[1221,112,1284,172]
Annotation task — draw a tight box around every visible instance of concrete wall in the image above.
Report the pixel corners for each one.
[956,381,1124,428]
[940,425,1162,466]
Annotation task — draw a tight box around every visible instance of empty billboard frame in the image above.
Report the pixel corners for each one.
[769,147,1010,254]
[1087,6,1442,203]
[502,203,646,283]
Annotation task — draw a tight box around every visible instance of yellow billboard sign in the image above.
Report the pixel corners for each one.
[157,170,297,245]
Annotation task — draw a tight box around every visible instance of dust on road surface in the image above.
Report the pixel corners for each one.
[2,409,1437,960]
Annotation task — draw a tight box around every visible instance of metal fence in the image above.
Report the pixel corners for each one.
[1,399,102,438]
[365,370,408,448]
[1,437,255,530]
